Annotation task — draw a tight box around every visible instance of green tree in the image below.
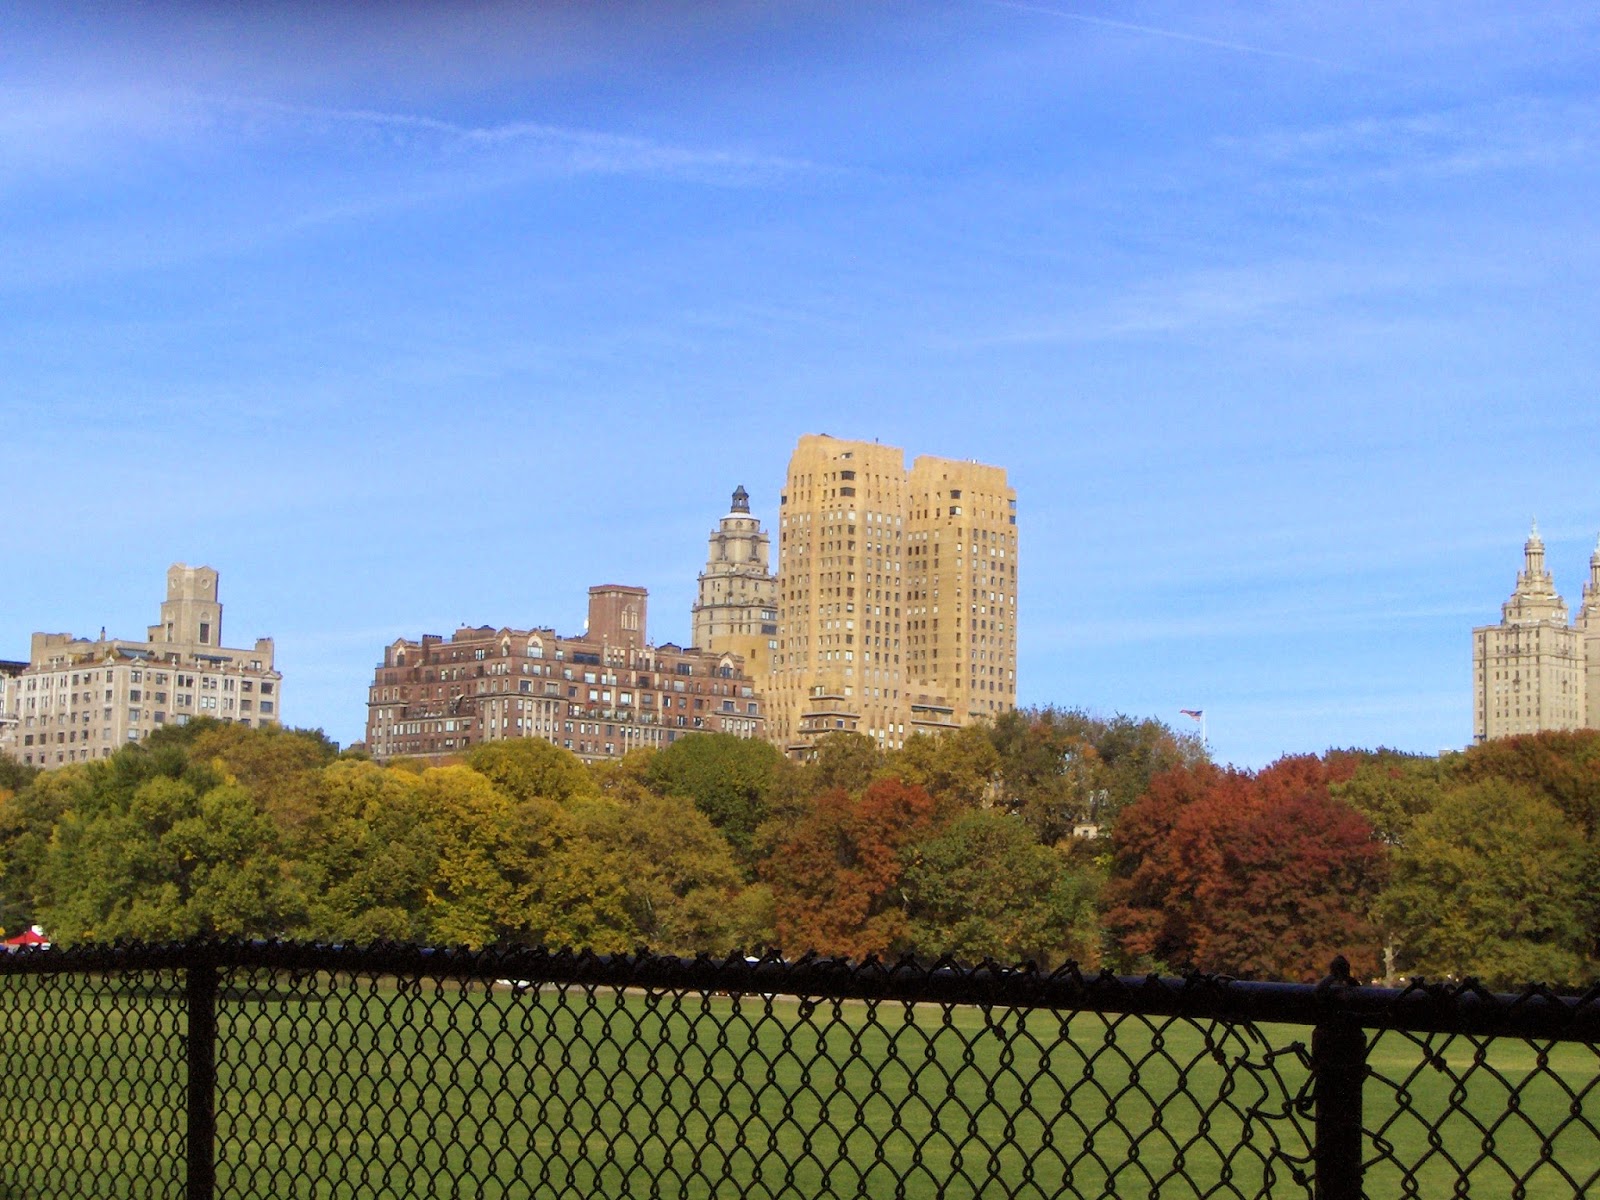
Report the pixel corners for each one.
[902,809,1101,967]
[0,766,92,932]
[1329,751,1446,847]
[289,760,437,942]
[987,708,1204,843]
[0,755,39,797]
[781,732,885,802]
[644,732,786,866]
[38,748,299,944]
[1379,779,1597,988]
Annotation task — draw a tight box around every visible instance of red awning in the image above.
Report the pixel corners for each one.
[3,930,49,947]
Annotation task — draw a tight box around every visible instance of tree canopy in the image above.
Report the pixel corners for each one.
[2,717,1594,987]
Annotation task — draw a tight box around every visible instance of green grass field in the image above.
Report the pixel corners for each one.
[0,972,1594,1198]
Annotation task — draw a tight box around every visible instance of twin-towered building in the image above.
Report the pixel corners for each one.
[759,434,1017,754]
[1472,523,1600,741]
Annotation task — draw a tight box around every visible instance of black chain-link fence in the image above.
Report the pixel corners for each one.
[0,942,1596,1198]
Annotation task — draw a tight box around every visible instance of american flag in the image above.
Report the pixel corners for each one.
[1179,709,1203,721]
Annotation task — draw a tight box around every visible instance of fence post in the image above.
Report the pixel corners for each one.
[1311,958,1367,1200]
[186,955,219,1200]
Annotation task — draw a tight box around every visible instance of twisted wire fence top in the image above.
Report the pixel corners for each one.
[4,940,1599,1038]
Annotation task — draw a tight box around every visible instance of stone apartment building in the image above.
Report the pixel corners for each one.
[4,564,282,768]
[1472,523,1600,741]
[763,434,1018,756]
[0,661,25,760]
[366,584,765,765]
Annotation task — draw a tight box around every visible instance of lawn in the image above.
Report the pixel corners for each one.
[0,970,1594,1198]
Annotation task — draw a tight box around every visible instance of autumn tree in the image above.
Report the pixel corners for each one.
[416,763,632,949]
[463,737,596,806]
[763,777,936,958]
[1105,756,1386,981]
[1379,779,1597,988]
[569,781,771,954]
[889,725,1001,818]
[38,745,300,943]
[1449,730,1600,840]
[287,759,438,942]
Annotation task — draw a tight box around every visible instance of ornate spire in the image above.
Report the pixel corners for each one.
[1504,520,1566,626]
[1523,519,1547,581]
[731,485,750,514]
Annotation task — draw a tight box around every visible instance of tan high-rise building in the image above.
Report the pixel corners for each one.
[1576,536,1600,731]
[767,434,1017,755]
[4,564,281,769]
[691,486,778,682]
[1472,523,1600,741]
[905,455,1019,726]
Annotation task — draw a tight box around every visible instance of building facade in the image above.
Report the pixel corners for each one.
[4,564,281,769]
[690,485,779,683]
[0,661,25,761]
[366,584,765,765]
[1473,524,1600,741]
[766,434,1017,755]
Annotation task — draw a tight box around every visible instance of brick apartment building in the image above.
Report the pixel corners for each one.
[366,585,765,765]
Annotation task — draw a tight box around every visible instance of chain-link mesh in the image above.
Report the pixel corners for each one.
[212,968,1311,1199]
[0,967,187,1199]
[1363,1026,1600,1199]
[0,944,1596,1199]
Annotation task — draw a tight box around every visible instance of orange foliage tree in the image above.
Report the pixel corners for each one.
[763,777,936,958]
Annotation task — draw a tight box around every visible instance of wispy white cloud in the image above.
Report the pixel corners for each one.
[966,258,1406,346]
[0,86,823,290]
[1217,97,1600,189]
[982,0,1385,76]
[0,84,819,194]
[1030,599,1485,652]
[209,95,820,184]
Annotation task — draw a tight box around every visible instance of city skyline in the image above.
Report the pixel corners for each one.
[4,3,1598,767]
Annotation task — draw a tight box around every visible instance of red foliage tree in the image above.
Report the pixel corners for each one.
[763,777,936,958]
[1104,755,1385,981]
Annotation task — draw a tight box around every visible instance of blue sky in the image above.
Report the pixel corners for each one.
[3,2,1597,767]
